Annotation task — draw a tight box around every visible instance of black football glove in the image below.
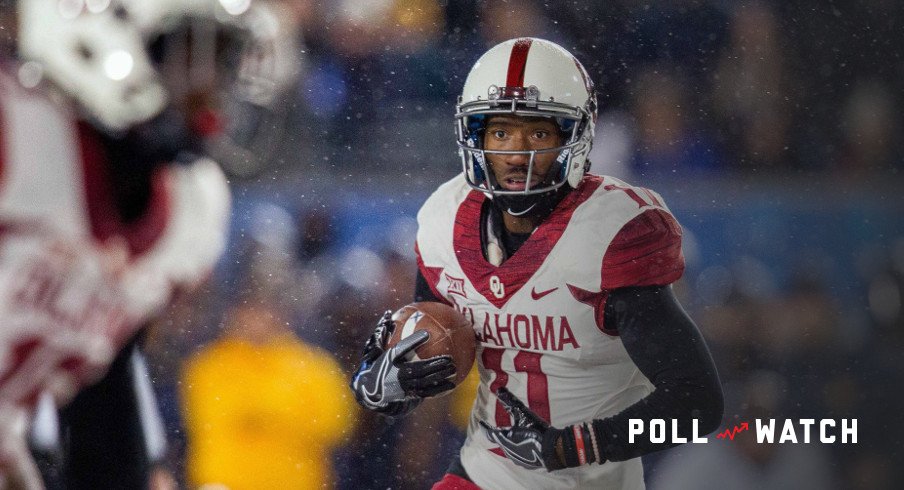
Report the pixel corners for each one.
[480,388,603,471]
[350,311,456,417]
[480,387,564,470]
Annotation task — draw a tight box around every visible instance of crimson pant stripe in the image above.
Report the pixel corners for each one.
[506,38,533,87]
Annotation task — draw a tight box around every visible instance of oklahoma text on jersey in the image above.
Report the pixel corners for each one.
[457,306,581,352]
[416,173,684,489]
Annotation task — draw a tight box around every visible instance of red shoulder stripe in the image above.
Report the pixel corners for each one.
[601,208,684,289]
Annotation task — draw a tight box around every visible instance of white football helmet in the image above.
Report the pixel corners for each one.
[455,38,597,202]
[16,0,298,134]
[17,0,166,132]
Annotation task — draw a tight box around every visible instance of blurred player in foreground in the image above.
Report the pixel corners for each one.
[0,0,297,487]
[352,38,724,489]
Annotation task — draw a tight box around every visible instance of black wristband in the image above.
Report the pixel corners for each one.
[550,423,601,469]
[559,425,582,467]
[541,427,566,470]
[579,423,597,464]
[590,419,609,464]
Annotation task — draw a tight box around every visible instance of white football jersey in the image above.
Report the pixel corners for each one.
[416,174,685,490]
[0,68,230,483]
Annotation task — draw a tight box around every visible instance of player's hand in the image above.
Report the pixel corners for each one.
[479,387,565,471]
[351,311,456,417]
[481,387,604,471]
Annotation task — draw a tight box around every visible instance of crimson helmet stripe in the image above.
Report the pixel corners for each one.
[506,38,533,87]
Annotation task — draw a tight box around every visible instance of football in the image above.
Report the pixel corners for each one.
[386,301,476,387]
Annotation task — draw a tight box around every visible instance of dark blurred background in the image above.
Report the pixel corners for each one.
[147,1,904,488]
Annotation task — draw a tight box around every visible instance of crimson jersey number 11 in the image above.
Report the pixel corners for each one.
[481,347,550,426]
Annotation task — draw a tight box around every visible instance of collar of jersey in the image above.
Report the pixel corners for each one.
[453,175,603,308]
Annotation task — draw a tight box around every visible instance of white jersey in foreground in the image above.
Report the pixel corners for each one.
[416,174,685,490]
[0,70,230,487]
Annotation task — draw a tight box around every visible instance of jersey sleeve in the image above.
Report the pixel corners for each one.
[593,285,723,461]
[414,242,451,305]
[120,158,230,322]
[414,177,467,307]
[601,208,685,289]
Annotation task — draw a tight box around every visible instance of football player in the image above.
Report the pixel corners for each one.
[352,38,724,489]
[0,0,296,487]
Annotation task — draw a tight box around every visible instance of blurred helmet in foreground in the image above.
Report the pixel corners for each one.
[17,0,165,132]
[16,0,300,154]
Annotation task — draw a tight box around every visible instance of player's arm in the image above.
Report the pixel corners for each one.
[414,269,442,303]
[484,207,723,470]
[483,286,723,470]
[591,285,723,459]
[587,206,723,460]
[386,271,461,485]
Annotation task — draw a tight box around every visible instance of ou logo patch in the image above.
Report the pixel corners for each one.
[489,275,505,299]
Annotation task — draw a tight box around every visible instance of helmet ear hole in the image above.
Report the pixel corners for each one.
[75,42,94,61]
[113,5,130,21]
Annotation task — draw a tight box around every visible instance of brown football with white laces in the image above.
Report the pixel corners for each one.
[386,301,476,387]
